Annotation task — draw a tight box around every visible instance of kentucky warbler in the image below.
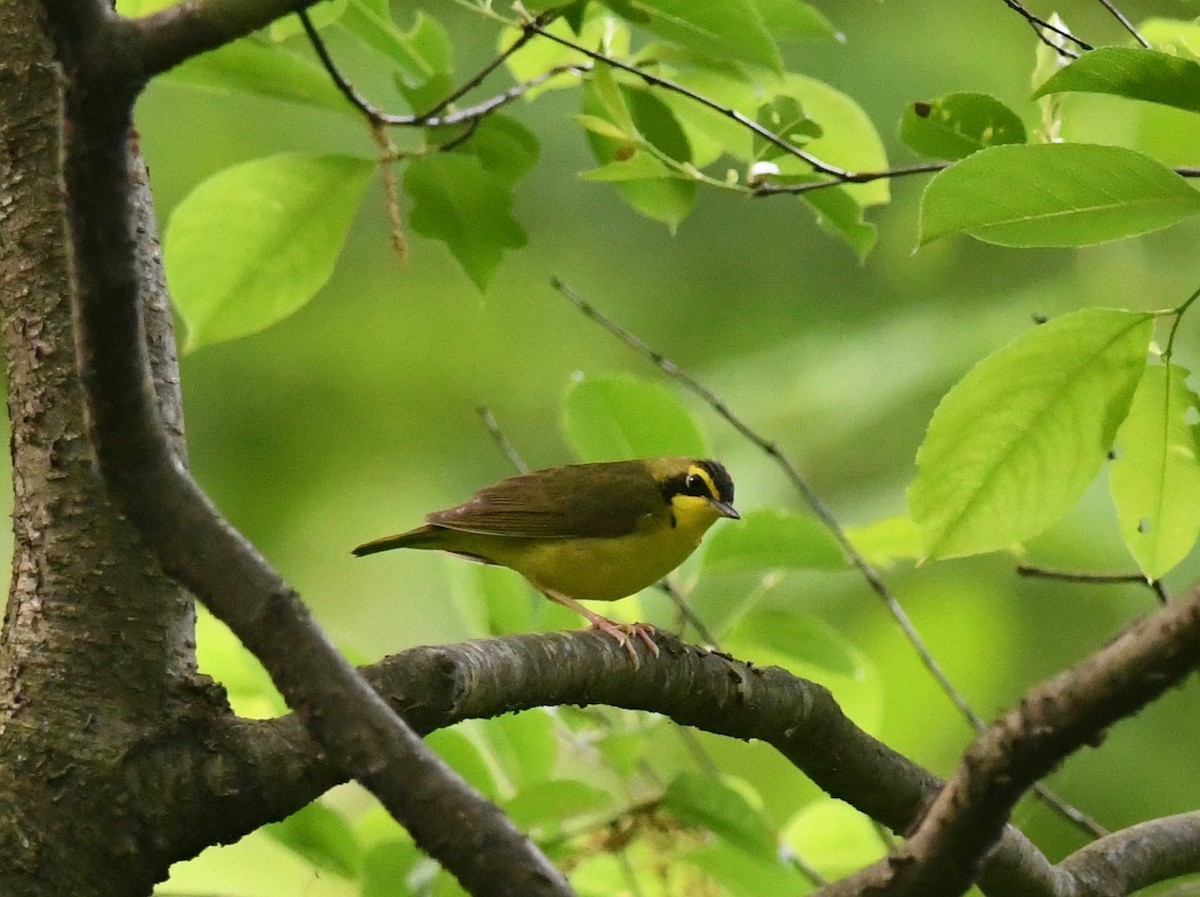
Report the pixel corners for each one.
[353,458,738,658]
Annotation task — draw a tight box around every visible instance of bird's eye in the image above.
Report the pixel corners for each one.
[684,472,709,497]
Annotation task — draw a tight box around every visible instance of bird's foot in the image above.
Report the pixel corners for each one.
[587,617,660,664]
[537,586,660,664]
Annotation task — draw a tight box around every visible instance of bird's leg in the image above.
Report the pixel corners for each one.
[539,587,660,662]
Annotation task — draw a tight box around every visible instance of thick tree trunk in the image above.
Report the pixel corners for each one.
[0,6,213,894]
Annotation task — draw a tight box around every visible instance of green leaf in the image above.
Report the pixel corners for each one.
[1139,18,1200,59]
[754,95,822,162]
[464,115,540,187]
[684,843,808,897]
[361,841,421,897]
[782,799,884,880]
[580,153,676,182]
[502,15,625,100]
[195,607,285,718]
[802,185,878,260]
[474,564,536,637]
[919,143,1200,247]
[503,780,613,832]
[900,92,1027,161]
[166,154,374,351]
[629,0,782,71]
[264,801,361,878]
[266,0,346,41]
[561,374,708,461]
[768,73,891,207]
[575,113,634,141]
[1110,363,1200,579]
[425,727,500,800]
[488,710,558,789]
[725,610,865,679]
[581,80,698,228]
[755,0,840,42]
[1034,47,1200,115]
[909,309,1153,560]
[661,772,776,858]
[404,152,527,290]
[164,40,356,116]
[703,509,846,572]
[844,515,921,567]
[340,1,451,83]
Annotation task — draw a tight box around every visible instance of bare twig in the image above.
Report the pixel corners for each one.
[999,0,1091,56]
[551,278,1109,840]
[1093,0,1150,48]
[656,579,719,646]
[520,19,850,179]
[299,8,584,133]
[751,162,948,196]
[477,406,531,474]
[1018,564,1170,605]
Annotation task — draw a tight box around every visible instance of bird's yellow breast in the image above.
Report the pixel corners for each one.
[435,495,722,601]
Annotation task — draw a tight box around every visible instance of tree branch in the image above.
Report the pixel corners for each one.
[187,630,1057,897]
[817,587,1200,897]
[126,0,318,78]
[1061,812,1200,894]
[40,5,573,895]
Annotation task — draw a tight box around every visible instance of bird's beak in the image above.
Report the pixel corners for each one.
[708,498,740,520]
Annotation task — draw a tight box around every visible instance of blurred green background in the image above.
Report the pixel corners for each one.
[18,0,1200,892]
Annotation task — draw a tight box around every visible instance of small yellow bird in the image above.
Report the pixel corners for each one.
[353,458,738,658]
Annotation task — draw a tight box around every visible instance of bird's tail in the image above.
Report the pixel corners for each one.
[351,525,439,557]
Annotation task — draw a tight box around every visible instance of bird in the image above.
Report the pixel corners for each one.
[352,458,738,659]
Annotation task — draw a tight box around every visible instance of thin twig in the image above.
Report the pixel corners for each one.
[1017,564,1169,605]
[1000,0,1091,55]
[552,277,1110,839]
[1093,0,1150,48]
[520,19,850,179]
[656,580,719,646]
[298,9,583,131]
[752,162,948,196]
[477,406,531,474]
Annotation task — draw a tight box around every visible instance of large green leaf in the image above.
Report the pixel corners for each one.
[703,509,846,572]
[900,92,1026,161]
[404,152,528,290]
[909,309,1153,559]
[263,801,361,878]
[919,143,1200,247]
[684,842,809,897]
[340,1,451,83]
[166,154,374,350]
[165,40,356,116]
[661,772,776,858]
[782,799,885,880]
[629,0,782,71]
[1110,362,1200,579]
[562,374,708,461]
[1034,47,1200,115]
[755,0,839,42]
[503,780,613,832]
[425,727,500,800]
[844,515,921,567]
[724,610,866,679]
[361,841,421,897]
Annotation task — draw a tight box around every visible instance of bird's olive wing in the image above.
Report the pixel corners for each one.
[426,461,663,538]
